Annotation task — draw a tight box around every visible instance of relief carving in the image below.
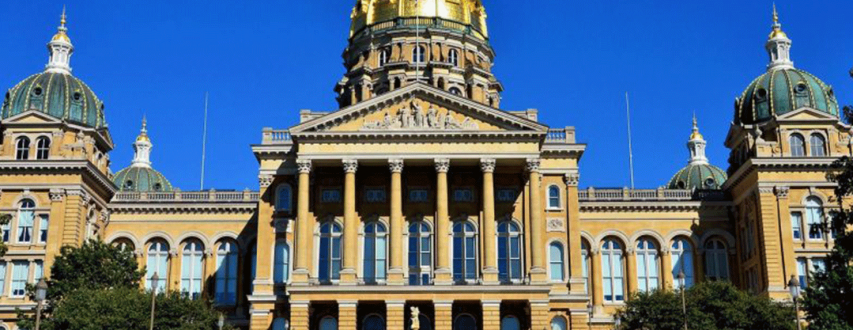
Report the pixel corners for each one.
[546,218,564,232]
[362,100,479,130]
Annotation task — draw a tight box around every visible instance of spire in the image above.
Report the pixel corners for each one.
[45,6,74,74]
[765,3,793,71]
[687,115,708,165]
[131,116,153,168]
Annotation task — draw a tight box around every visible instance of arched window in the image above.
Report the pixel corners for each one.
[320,316,338,330]
[636,238,660,292]
[548,185,561,209]
[215,240,238,304]
[704,239,729,281]
[806,197,824,240]
[601,238,625,302]
[364,314,386,330]
[318,222,342,282]
[549,242,565,282]
[112,238,135,252]
[790,133,805,157]
[379,49,389,67]
[810,134,826,157]
[274,241,290,284]
[181,240,204,299]
[35,137,50,160]
[364,222,388,283]
[276,185,292,212]
[413,45,426,63]
[448,49,459,66]
[454,314,476,330]
[408,221,432,285]
[498,221,522,282]
[550,316,567,330]
[501,316,520,330]
[452,221,477,282]
[670,238,694,289]
[15,137,30,160]
[16,199,35,243]
[449,87,462,96]
[146,240,169,292]
[581,240,590,293]
[272,317,289,330]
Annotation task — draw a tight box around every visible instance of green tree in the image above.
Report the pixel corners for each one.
[802,103,853,330]
[616,281,795,330]
[44,239,145,301]
[0,213,10,257]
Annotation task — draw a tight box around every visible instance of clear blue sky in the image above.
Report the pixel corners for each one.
[1,1,850,190]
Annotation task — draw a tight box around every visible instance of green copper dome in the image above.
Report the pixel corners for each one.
[113,166,173,192]
[735,68,839,125]
[667,163,728,190]
[2,71,106,129]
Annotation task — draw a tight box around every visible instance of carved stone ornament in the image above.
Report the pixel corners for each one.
[296,159,312,174]
[99,210,110,222]
[479,158,496,173]
[361,100,479,131]
[774,186,790,198]
[274,218,290,233]
[434,158,450,173]
[564,173,580,186]
[388,159,404,173]
[259,175,274,188]
[49,189,65,202]
[525,158,541,172]
[410,306,421,330]
[343,159,359,173]
[546,218,564,232]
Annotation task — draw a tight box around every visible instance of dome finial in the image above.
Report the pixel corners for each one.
[60,5,67,30]
[132,115,153,168]
[46,6,74,74]
[687,113,708,165]
[690,112,703,141]
[765,3,793,71]
[137,114,150,142]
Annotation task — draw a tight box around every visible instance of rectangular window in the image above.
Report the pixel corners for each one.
[34,260,43,283]
[797,258,807,288]
[453,189,474,202]
[408,189,429,203]
[496,189,517,202]
[791,212,802,240]
[1,221,9,243]
[365,188,387,203]
[582,252,590,294]
[0,262,6,296]
[39,215,49,244]
[11,261,28,297]
[806,206,824,240]
[17,210,34,243]
[321,189,341,203]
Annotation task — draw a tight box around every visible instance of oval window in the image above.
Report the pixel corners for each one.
[795,83,807,94]
[33,87,43,96]
[124,180,134,189]
[705,178,715,187]
[756,88,768,100]
[73,92,82,101]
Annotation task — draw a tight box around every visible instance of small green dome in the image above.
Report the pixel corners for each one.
[112,166,173,192]
[1,72,106,129]
[735,68,839,125]
[667,164,728,190]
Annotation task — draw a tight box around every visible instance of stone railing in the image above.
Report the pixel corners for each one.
[261,128,292,145]
[113,189,259,203]
[544,127,576,144]
[352,17,488,41]
[578,188,695,201]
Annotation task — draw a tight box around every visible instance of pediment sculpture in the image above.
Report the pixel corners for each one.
[362,100,479,131]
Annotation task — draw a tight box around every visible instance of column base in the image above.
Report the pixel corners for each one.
[482,268,500,285]
[529,268,548,285]
[387,268,406,285]
[340,269,358,285]
[434,269,453,285]
[291,269,311,286]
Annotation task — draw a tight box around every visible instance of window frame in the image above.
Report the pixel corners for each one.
[805,197,825,241]
[214,240,239,305]
[635,238,660,293]
[809,133,826,157]
[317,221,343,283]
[10,261,28,298]
[547,185,562,210]
[407,220,432,285]
[497,221,523,283]
[791,212,803,241]
[413,45,426,64]
[16,199,35,244]
[273,240,290,285]
[363,221,388,284]
[601,238,625,303]
[146,239,170,292]
[452,220,478,284]
[670,238,694,289]
[180,239,205,300]
[275,184,293,212]
[704,239,730,281]
[35,136,50,160]
[789,133,806,157]
[548,241,565,283]
[448,49,459,67]
[15,136,30,160]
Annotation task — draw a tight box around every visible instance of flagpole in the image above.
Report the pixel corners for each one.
[625,92,635,189]
[200,92,209,190]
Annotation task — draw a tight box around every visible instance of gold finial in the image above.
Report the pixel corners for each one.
[51,6,71,43]
[60,5,67,28]
[690,113,704,140]
[769,3,787,39]
[772,3,778,25]
[137,115,150,142]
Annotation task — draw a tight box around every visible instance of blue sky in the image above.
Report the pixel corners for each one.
[1,1,850,190]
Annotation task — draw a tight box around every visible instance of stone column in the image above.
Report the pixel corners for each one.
[387,300,405,330]
[203,248,216,299]
[339,301,358,330]
[293,160,313,284]
[44,189,66,277]
[661,248,674,289]
[564,173,586,294]
[590,248,603,314]
[775,186,797,284]
[434,301,453,330]
[388,159,406,284]
[168,248,180,291]
[341,159,359,284]
[434,159,452,285]
[480,159,499,284]
[527,158,547,283]
[626,248,638,295]
[289,301,310,330]
[482,300,501,329]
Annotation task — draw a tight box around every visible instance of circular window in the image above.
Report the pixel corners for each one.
[33,87,43,96]
[795,83,807,93]
[124,180,134,189]
[153,183,162,191]
[73,92,82,101]
[756,88,768,100]
[705,178,716,187]
[677,181,686,189]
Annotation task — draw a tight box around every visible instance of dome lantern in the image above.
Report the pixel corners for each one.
[766,4,793,71]
[46,6,74,75]
[667,116,727,190]
[112,117,173,192]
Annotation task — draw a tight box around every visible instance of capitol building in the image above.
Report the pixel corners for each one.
[0,1,847,329]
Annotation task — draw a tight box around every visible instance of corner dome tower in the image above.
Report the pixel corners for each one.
[113,118,173,192]
[667,117,728,190]
[0,9,107,129]
[734,5,840,125]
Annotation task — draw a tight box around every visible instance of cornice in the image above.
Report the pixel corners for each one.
[0,160,116,197]
[579,201,731,212]
[108,202,257,214]
[723,157,837,191]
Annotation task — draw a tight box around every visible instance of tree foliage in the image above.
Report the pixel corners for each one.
[616,281,795,330]
[0,213,9,257]
[16,239,229,330]
[802,104,853,330]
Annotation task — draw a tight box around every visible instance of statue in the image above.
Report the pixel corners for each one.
[427,106,438,128]
[412,101,425,127]
[410,306,420,330]
[399,105,412,128]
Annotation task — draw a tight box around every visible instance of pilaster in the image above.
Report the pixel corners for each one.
[625,248,638,295]
[481,300,501,329]
[527,158,547,283]
[590,248,604,314]
[756,187,787,297]
[564,173,585,295]
[249,308,273,330]
[253,174,276,294]
[386,300,406,330]
[529,300,550,330]
[661,248,673,289]
[774,186,797,287]
[434,301,453,330]
[338,300,358,330]
[289,301,310,330]
[44,188,66,277]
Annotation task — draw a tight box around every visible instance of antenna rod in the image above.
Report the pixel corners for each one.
[625,92,635,189]
[200,92,209,190]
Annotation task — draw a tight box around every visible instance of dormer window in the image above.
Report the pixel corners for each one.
[448,49,459,67]
[378,49,389,67]
[124,180,134,190]
[413,45,426,64]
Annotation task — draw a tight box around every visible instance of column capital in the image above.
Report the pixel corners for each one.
[479,158,496,173]
[296,159,313,174]
[774,186,790,199]
[564,172,580,186]
[343,159,359,173]
[49,188,65,202]
[258,175,274,188]
[434,158,450,173]
[388,158,404,173]
[525,158,541,172]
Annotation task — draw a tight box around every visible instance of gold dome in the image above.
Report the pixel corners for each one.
[350,0,488,39]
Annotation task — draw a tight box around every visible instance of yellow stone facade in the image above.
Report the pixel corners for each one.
[0,3,848,330]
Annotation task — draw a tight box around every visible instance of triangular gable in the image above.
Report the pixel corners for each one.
[2,110,64,125]
[775,107,840,122]
[289,83,548,134]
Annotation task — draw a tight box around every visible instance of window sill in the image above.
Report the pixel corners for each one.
[546,208,564,212]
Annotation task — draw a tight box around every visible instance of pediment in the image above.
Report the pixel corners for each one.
[2,110,63,125]
[289,83,547,136]
[776,107,839,122]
